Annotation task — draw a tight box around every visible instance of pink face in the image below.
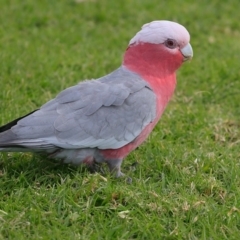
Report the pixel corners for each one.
[123,20,193,80]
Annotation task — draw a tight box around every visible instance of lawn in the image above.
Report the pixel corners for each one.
[0,0,240,239]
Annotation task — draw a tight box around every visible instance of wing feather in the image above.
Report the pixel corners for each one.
[0,67,156,150]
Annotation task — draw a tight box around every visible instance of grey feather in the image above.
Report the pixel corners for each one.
[0,66,156,150]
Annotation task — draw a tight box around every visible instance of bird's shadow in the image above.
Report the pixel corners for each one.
[0,153,137,189]
[0,150,145,191]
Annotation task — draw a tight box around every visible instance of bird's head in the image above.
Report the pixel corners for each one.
[123,20,193,78]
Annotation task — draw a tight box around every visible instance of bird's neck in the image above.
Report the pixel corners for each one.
[122,42,183,116]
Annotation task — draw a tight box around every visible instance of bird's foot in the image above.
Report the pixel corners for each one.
[87,161,105,175]
[105,158,132,183]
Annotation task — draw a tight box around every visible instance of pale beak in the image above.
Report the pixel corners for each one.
[180,43,193,61]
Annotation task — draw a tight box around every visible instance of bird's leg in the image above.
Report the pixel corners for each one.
[105,158,125,178]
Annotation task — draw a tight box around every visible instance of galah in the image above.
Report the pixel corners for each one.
[0,20,193,177]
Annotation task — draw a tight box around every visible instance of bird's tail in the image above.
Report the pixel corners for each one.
[0,110,41,152]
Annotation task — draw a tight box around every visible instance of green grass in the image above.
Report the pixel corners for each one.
[0,0,240,239]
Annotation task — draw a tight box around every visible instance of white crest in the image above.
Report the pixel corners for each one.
[129,20,190,47]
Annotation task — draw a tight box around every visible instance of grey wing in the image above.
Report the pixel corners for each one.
[0,67,156,150]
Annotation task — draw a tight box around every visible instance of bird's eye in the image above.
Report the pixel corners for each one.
[165,39,177,49]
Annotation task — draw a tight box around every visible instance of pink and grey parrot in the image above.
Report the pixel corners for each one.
[0,20,193,177]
